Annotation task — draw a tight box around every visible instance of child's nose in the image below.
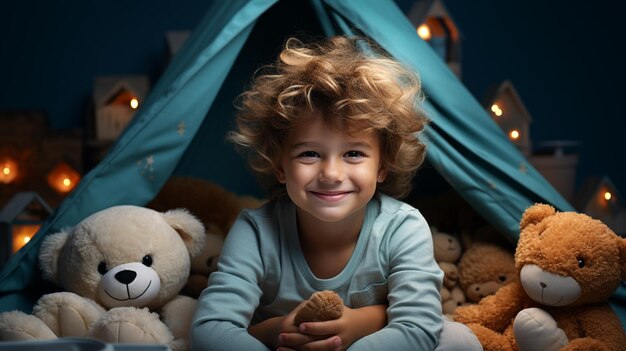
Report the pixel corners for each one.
[319,158,344,182]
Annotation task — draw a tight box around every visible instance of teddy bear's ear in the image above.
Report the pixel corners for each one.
[162,208,206,258]
[520,203,556,230]
[38,229,70,285]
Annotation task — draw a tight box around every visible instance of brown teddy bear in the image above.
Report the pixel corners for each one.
[181,227,224,298]
[148,176,265,298]
[294,291,344,325]
[148,176,254,237]
[454,203,626,351]
[458,243,516,303]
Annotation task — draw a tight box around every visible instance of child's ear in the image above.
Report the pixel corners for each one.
[275,167,286,184]
[377,167,388,183]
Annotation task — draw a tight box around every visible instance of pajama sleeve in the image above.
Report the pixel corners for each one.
[349,209,444,350]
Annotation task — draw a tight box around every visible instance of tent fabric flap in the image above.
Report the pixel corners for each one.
[321,0,574,241]
[0,0,277,312]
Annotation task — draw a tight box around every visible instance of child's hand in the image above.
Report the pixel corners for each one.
[276,301,342,351]
[277,333,342,351]
[278,304,387,351]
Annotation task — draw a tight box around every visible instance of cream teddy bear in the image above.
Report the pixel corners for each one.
[0,205,206,351]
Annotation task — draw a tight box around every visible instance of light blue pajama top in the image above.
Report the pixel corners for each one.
[191,193,444,350]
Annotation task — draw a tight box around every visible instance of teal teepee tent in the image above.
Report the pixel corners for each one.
[1,0,624,327]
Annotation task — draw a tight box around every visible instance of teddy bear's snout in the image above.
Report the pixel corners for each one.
[97,262,162,308]
[115,270,137,285]
[520,264,581,306]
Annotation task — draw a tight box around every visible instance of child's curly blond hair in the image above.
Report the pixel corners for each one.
[229,36,428,199]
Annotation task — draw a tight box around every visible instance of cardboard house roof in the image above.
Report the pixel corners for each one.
[482,80,533,123]
[93,76,150,107]
[406,0,454,28]
[0,192,53,224]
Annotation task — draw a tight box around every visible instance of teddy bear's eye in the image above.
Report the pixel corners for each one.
[577,257,585,268]
[498,275,507,282]
[142,255,153,267]
[98,262,108,275]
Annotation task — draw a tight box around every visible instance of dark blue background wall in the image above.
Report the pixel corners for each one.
[0,0,209,129]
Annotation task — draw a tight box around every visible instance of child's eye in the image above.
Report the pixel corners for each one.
[298,151,320,158]
[344,150,364,159]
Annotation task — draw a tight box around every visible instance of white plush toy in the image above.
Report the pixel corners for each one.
[0,205,206,351]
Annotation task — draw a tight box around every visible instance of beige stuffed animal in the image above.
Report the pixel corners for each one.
[454,203,626,351]
[0,206,206,351]
[432,228,465,315]
[441,285,467,316]
[182,225,224,298]
[458,243,516,303]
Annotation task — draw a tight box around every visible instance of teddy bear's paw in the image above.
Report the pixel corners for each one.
[465,323,515,351]
[514,307,568,351]
[33,292,105,337]
[561,337,611,351]
[0,310,57,340]
[88,307,174,345]
[453,304,482,324]
[170,338,189,351]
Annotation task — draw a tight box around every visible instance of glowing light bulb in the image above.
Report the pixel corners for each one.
[48,162,80,193]
[0,158,18,184]
[12,225,40,252]
[491,104,503,117]
[130,98,139,109]
[509,130,520,140]
[604,192,612,201]
[417,24,432,41]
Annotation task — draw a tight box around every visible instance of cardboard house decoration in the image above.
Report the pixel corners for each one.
[0,192,52,266]
[405,0,462,77]
[93,76,149,141]
[0,111,83,208]
[483,80,533,156]
[483,80,579,202]
[529,140,579,202]
[574,176,625,235]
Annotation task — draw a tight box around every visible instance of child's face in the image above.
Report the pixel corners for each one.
[275,118,387,223]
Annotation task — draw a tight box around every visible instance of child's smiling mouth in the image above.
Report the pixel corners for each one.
[309,191,352,202]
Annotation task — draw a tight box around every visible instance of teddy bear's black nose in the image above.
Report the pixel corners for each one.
[115,270,137,285]
[540,282,547,288]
